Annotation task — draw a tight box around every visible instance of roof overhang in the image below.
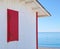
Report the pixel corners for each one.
[20,0,51,17]
[0,0,51,17]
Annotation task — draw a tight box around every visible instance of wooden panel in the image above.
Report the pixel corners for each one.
[36,12,38,49]
[7,9,19,42]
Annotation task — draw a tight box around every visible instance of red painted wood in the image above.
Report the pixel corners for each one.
[7,9,19,42]
[36,12,38,49]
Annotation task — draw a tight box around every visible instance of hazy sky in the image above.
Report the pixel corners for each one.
[38,0,60,32]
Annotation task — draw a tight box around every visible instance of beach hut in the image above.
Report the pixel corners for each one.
[0,0,51,49]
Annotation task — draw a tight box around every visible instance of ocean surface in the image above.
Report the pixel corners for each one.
[38,32,60,48]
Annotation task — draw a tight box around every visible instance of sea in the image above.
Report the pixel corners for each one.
[38,32,60,48]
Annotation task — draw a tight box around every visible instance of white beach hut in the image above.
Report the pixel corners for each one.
[0,0,51,49]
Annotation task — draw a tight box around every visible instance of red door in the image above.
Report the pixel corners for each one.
[7,9,19,42]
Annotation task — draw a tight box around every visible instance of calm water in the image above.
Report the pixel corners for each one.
[38,32,60,47]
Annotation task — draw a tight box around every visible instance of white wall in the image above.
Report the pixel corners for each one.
[0,1,36,49]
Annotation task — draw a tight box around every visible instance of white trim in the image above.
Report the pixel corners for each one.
[19,0,51,17]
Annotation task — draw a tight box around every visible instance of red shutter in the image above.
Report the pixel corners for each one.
[7,9,19,42]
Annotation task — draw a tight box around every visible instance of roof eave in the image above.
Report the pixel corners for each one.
[19,0,51,17]
[36,0,51,16]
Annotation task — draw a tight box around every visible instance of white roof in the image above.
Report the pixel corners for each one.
[20,0,51,17]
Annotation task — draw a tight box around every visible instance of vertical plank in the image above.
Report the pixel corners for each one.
[36,12,38,49]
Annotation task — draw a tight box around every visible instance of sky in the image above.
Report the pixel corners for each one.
[38,0,60,32]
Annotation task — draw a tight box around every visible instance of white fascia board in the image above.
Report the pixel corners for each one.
[0,0,51,17]
[20,0,51,17]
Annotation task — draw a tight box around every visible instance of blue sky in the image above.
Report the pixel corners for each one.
[38,0,60,32]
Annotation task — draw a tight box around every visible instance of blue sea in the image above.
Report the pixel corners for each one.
[38,32,60,48]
